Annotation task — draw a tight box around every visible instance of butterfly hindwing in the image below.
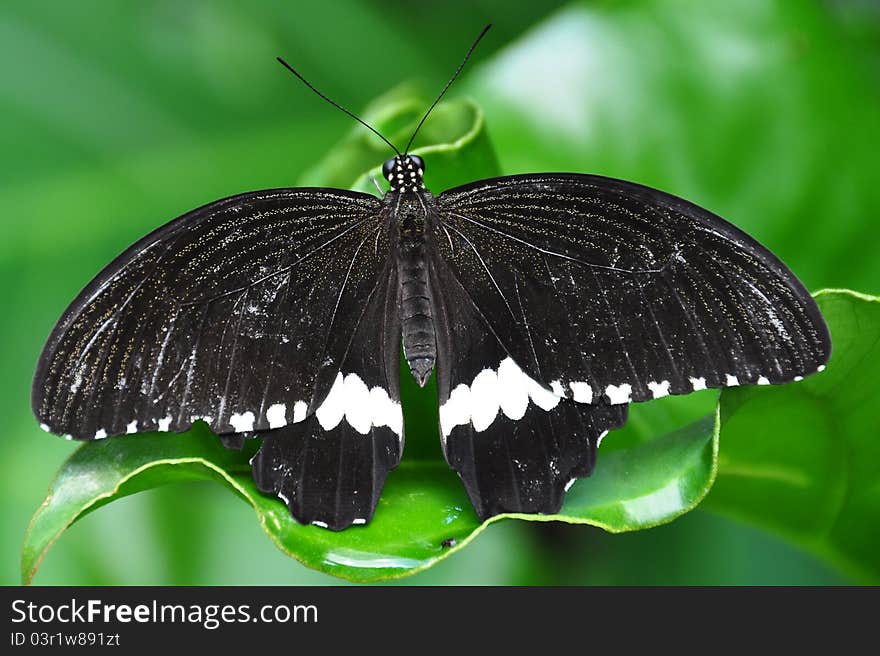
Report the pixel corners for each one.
[431,250,628,519]
[436,173,831,405]
[251,262,403,529]
[32,188,388,442]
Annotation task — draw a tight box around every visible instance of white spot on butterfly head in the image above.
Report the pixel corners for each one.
[157,415,172,432]
[315,373,345,431]
[94,428,107,440]
[230,411,255,433]
[570,381,592,403]
[757,376,771,385]
[647,380,670,399]
[126,420,138,434]
[266,403,287,429]
[725,374,739,387]
[605,383,632,404]
[689,376,707,391]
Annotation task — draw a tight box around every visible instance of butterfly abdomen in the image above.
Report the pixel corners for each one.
[395,194,437,386]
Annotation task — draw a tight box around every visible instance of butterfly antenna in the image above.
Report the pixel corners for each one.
[404,23,491,155]
[276,56,401,157]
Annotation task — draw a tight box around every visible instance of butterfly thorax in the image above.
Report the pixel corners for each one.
[388,188,437,387]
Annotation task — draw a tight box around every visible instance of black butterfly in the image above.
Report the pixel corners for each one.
[32,27,830,531]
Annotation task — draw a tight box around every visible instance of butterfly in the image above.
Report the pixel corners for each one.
[32,26,830,530]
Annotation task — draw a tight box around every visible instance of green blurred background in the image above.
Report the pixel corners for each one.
[3,0,878,585]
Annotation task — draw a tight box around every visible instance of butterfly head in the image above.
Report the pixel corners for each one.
[382,154,425,193]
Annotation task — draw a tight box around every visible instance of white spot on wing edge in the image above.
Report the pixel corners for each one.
[605,383,632,404]
[440,358,568,438]
[39,423,51,433]
[126,420,138,434]
[647,380,670,399]
[497,357,529,421]
[564,478,577,492]
[757,376,771,385]
[230,411,255,433]
[343,373,372,435]
[94,428,107,440]
[369,386,403,438]
[292,400,308,423]
[597,429,609,448]
[266,403,287,429]
[469,368,501,432]
[570,381,592,403]
[817,364,826,373]
[689,376,707,391]
[315,373,345,431]
[724,374,739,387]
[526,376,560,411]
[312,520,329,529]
[440,383,471,438]
[352,518,367,525]
[157,415,172,432]
[793,375,804,382]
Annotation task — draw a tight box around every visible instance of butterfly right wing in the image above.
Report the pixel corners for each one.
[430,247,628,520]
[436,173,831,404]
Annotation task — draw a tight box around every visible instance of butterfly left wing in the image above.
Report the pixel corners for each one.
[252,261,402,529]
[33,188,391,440]
[32,187,404,529]
[435,173,830,406]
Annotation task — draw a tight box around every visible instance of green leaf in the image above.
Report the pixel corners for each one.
[298,86,500,194]
[23,410,718,585]
[705,290,880,583]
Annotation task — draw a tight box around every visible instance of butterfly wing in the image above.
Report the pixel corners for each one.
[251,260,402,529]
[33,187,403,528]
[430,246,628,519]
[435,173,830,406]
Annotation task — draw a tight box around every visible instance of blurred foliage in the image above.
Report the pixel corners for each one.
[22,403,718,584]
[706,290,880,582]
[3,0,878,585]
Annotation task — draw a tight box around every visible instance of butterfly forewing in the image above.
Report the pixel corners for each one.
[436,173,831,406]
[32,188,388,442]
